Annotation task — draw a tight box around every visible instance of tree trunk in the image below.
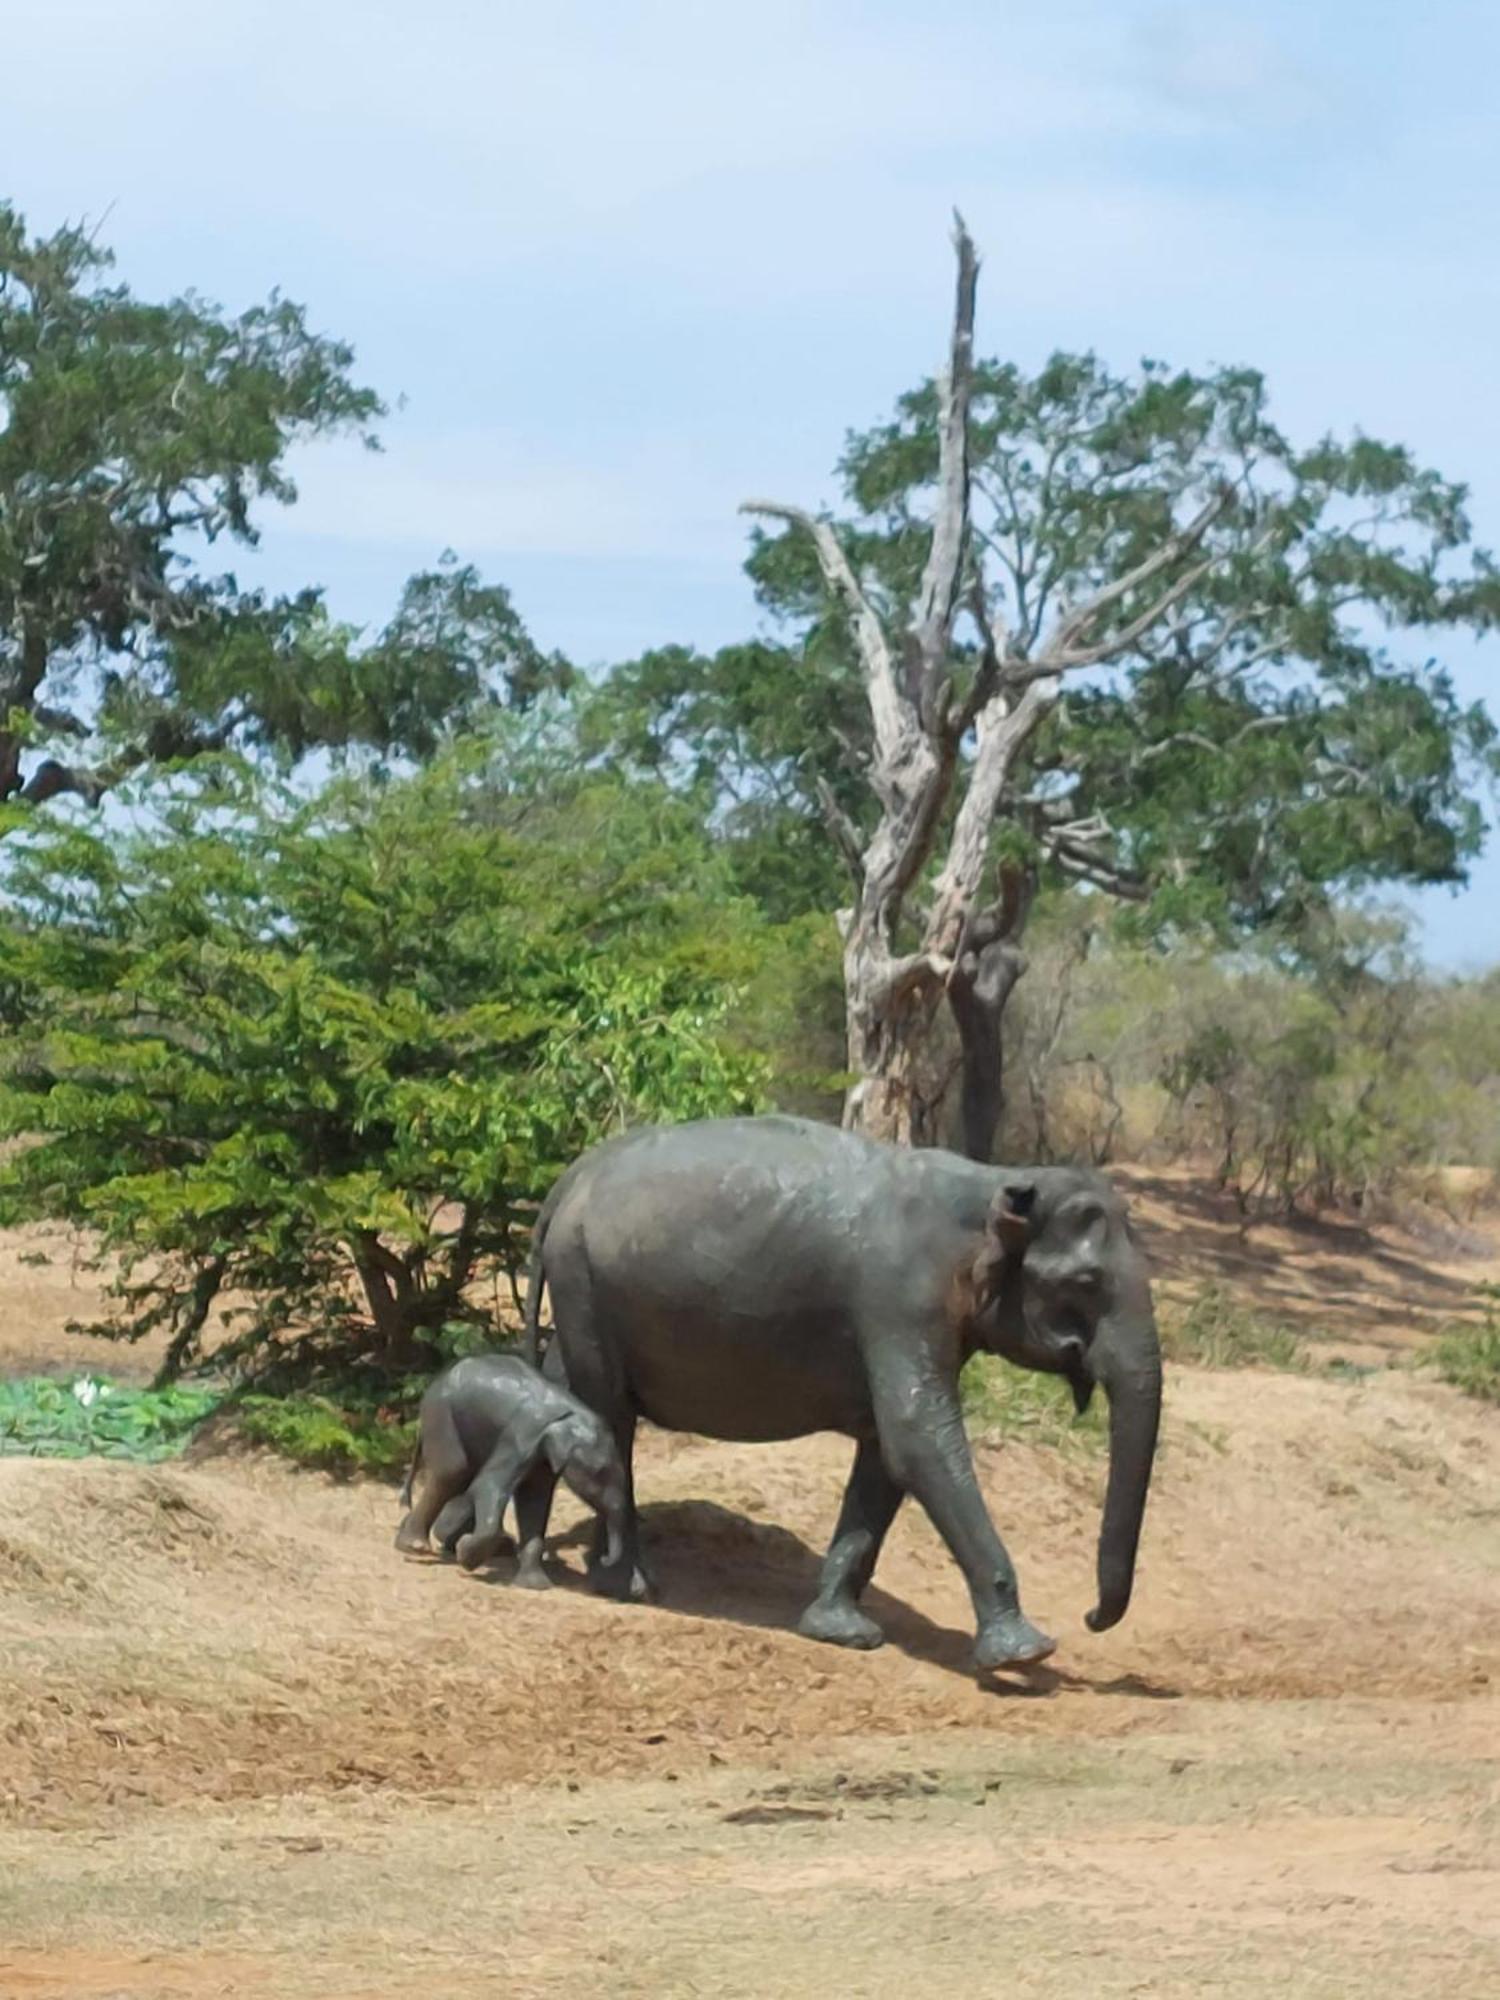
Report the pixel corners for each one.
[840,930,946,1147]
[946,933,1028,1163]
[353,1233,422,1368]
[937,863,1035,1163]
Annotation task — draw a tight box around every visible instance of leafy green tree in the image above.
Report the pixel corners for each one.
[0,204,566,803]
[0,725,768,1381]
[583,639,859,919]
[608,224,1500,1157]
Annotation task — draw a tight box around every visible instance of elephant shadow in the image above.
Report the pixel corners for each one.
[523,1498,1176,1699]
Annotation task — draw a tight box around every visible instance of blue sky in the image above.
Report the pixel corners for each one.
[7,0,1498,965]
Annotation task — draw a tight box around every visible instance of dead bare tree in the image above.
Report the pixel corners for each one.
[742,218,1228,1157]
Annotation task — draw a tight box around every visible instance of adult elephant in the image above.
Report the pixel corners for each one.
[522,1115,1162,1672]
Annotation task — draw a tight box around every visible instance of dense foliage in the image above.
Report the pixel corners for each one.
[995,898,1500,1215]
[0,726,770,1379]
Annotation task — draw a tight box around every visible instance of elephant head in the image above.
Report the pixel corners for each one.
[968,1170,1162,1633]
[545,1415,630,1570]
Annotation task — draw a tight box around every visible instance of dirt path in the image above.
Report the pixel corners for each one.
[4,1696,1497,1999]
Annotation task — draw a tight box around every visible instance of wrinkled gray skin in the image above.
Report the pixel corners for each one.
[522,1115,1162,1671]
[395,1353,630,1585]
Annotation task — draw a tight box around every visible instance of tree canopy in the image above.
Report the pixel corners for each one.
[820,347,1499,937]
[0,203,567,807]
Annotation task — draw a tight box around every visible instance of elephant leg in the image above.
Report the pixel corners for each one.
[552,1288,650,1604]
[455,1440,528,1571]
[586,1408,652,1603]
[430,1493,474,1558]
[870,1358,1055,1672]
[511,1461,558,1590]
[798,1436,904,1651]
[394,1404,469,1555]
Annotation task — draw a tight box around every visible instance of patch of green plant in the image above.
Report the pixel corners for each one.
[1160,1284,1304,1371]
[234,1391,418,1477]
[0,1376,221,1461]
[961,1355,1105,1452]
[1428,1284,1500,1405]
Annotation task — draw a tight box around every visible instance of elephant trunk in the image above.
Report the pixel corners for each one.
[1086,1299,1162,1633]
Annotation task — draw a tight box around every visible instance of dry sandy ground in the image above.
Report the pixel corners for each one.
[2,1368,1498,1996]
[2,1176,1498,1995]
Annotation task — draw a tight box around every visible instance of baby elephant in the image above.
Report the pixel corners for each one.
[395,1353,627,1586]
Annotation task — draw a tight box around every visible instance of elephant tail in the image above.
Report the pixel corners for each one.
[521,1166,572,1366]
[400,1433,422,1510]
[521,1135,617,1367]
[520,1221,549,1368]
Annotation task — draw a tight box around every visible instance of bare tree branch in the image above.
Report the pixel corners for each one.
[911,215,978,703]
[19,758,112,807]
[926,673,1060,949]
[951,578,1010,740]
[739,499,912,768]
[1049,552,1221,671]
[29,704,90,739]
[1045,837,1149,901]
[1129,714,1292,771]
[874,949,956,1005]
[1032,487,1231,665]
[814,773,865,888]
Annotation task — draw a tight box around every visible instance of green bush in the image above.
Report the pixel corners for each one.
[1429,1286,1500,1405]
[0,1376,221,1461]
[234,1391,418,1477]
[1160,1284,1304,1370]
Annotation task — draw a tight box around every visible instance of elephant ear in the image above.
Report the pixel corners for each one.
[541,1413,613,1478]
[539,1416,582,1475]
[971,1182,1038,1310]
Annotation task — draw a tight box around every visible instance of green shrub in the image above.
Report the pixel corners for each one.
[1428,1286,1500,1404]
[1160,1284,1304,1370]
[0,1376,221,1461]
[234,1392,418,1477]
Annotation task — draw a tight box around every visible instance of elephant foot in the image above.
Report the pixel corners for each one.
[974,1609,1056,1673]
[798,1600,885,1651]
[393,1517,430,1556]
[511,1557,553,1591]
[455,1534,505,1572]
[588,1559,655,1604]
